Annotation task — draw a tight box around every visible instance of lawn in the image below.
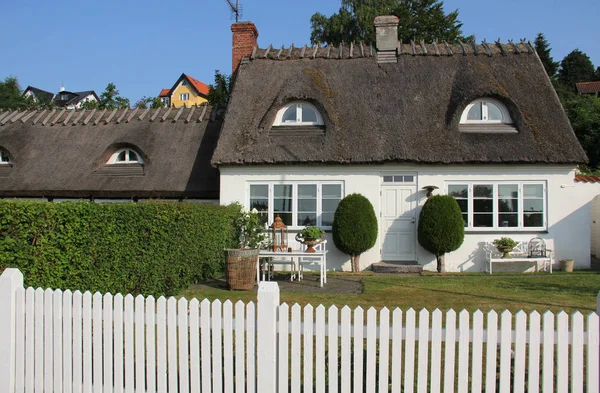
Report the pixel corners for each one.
[179,271,600,314]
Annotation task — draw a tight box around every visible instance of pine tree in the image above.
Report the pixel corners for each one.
[534,33,559,79]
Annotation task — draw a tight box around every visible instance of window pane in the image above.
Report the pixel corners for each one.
[467,102,482,120]
[498,184,518,198]
[524,184,543,198]
[297,213,317,227]
[498,198,518,212]
[250,199,268,211]
[322,199,340,213]
[277,213,293,226]
[250,185,268,199]
[274,199,293,211]
[461,214,467,227]
[128,150,138,161]
[383,176,393,183]
[393,176,403,182]
[117,151,126,161]
[298,199,317,211]
[456,199,468,213]
[298,185,317,198]
[498,214,518,227]
[321,213,335,227]
[404,175,414,183]
[274,185,293,198]
[524,200,544,213]
[473,199,493,213]
[473,214,493,227]
[301,104,318,123]
[282,106,297,123]
[448,185,468,198]
[487,102,503,121]
[322,185,341,198]
[524,213,543,227]
[473,185,493,198]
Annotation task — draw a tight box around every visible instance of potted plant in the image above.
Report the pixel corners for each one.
[295,225,326,253]
[226,206,267,290]
[493,237,518,259]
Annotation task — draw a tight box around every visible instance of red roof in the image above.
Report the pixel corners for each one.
[576,81,600,95]
[183,74,210,96]
[158,88,170,97]
[575,175,600,183]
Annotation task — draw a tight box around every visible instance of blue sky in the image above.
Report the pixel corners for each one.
[1,0,598,103]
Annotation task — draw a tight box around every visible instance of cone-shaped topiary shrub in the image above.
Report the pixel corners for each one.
[417,195,465,272]
[332,193,378,272]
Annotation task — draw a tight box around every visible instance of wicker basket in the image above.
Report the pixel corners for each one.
[226,248,260,291]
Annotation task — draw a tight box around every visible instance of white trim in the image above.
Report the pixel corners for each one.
[107,148,144,165]
[460,98,513,125]
[247,181,344,229]
[273,102,324,126]
[446,181,547,232]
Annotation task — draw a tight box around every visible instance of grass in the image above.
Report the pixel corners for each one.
[179,271,600,314]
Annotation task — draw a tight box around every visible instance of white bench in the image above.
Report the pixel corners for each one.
[484,241,553,274]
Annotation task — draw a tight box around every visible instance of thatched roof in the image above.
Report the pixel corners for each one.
[0,106,220,199]
[212,41,587,166]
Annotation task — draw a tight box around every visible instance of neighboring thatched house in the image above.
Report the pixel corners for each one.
[0,106,220,202]
[213,17,598,272]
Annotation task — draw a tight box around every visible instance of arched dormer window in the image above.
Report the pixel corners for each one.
[274,102,324,126]
[460,98,512,125]
[108,148,144,165]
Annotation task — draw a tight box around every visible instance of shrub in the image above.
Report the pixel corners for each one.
[417,195,465,272]
[0,200,239,296]
[332,193,378,272]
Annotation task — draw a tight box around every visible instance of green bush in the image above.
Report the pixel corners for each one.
[332,193,378,272]
[0,200,239,296]
[417,195,465,272]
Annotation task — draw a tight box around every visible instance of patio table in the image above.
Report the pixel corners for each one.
[258,249,329,287]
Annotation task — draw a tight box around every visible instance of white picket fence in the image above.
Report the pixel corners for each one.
[0,268,599,393]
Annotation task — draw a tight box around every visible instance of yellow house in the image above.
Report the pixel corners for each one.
[163,73,209,108]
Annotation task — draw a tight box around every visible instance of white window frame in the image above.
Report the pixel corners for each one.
[248,181,344,229]
[446,181,547,231]
[273,102,324,126]
[0,149,9,164]
[107,148,144,165]
[180,93,190,101]
[460,98,513,124]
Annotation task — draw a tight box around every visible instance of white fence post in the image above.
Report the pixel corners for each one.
[0,268,24,393]
[257,281,280,393]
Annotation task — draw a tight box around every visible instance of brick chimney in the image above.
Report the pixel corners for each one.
[231,22,259,75]
[374,16,399,63]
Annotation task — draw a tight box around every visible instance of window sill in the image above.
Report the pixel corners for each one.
[465,228,548,234]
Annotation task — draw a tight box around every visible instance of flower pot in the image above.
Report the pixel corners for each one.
[295,233,325,253]
[497,246,513,259]
[559,259,574,272]
[226,248,260,290]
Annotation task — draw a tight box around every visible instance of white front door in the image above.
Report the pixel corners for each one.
[380,178,417,261]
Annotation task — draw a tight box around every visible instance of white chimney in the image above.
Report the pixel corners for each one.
[374,16,399,63]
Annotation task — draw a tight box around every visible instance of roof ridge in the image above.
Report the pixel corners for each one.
[0,105,213,127]
[249,39,535,61]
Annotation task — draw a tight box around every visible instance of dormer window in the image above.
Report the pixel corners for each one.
[108,148,144,165]
[274,102,324,126]
[460,98,512,125]
[0,149,10,164]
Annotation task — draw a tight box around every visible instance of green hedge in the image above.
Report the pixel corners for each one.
[0,200,239,296]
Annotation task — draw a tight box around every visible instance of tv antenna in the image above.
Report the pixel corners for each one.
[225,0,242,23]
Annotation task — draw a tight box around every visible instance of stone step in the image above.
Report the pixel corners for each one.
[371,261,423,274]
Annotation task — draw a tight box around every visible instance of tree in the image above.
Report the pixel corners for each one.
[561,94,600,169]
[557,49,596,92]
[595,66,600,81]
[332,193,378,272]
[310,0,469,46]
[135,96,165,109]
[0,76,31,110]
[534,33,559,79]
[417,195,464,273]
[208,70,232,109]
[98,82,130,109]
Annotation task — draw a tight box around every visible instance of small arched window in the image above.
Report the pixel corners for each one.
[274,102,324,126]
[0,149,10,165]
[108,148,144,165]
[460,98,512,125]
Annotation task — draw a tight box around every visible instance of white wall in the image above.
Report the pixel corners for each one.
[220,165,599,272]
[591,195,600,258]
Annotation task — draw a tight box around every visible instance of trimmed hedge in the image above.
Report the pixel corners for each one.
[0,200,239,296]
